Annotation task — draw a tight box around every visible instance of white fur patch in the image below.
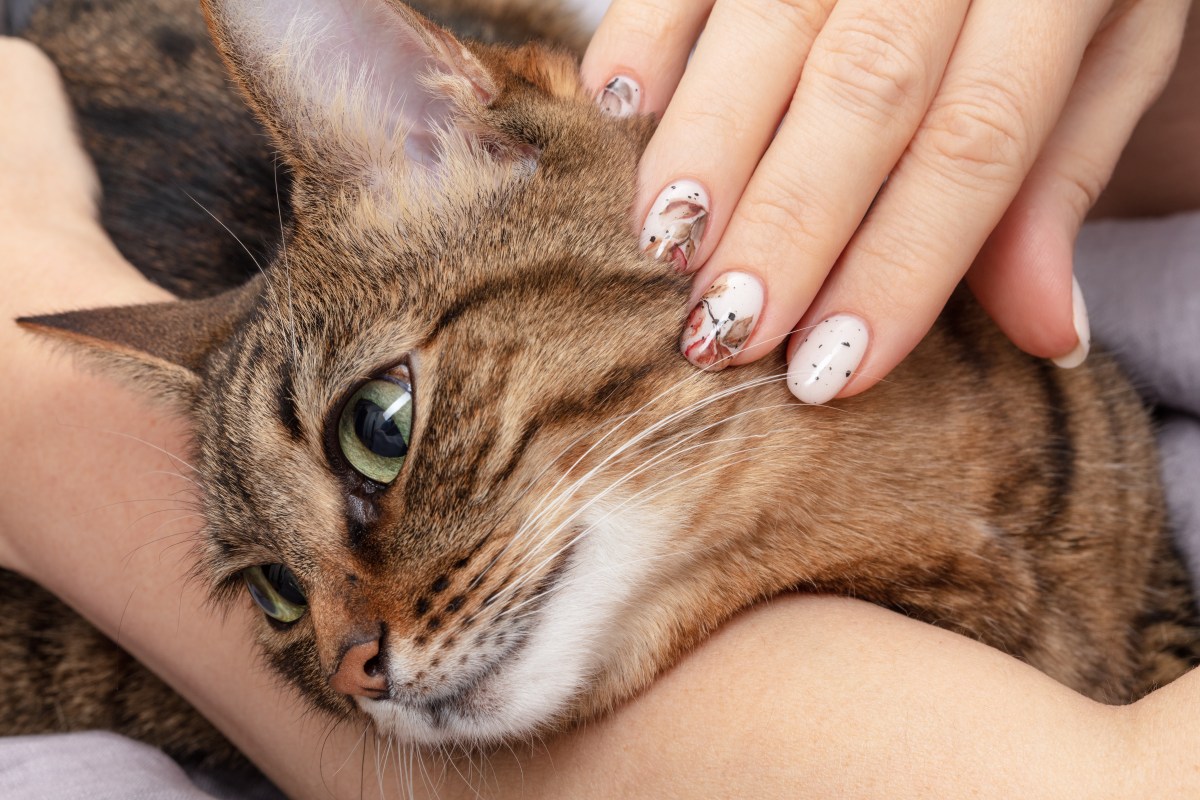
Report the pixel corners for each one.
[364,499,672,744]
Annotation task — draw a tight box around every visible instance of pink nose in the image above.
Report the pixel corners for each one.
[329,637,388,698]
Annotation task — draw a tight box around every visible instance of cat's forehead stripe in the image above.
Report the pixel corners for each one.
[422,268,683,345]
[277,366,303,440]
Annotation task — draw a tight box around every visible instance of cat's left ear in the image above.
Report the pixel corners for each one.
[200,0,524,189]
[18,281,260,407]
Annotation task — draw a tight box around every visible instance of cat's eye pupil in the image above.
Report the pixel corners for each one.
[337,376,413,484]
[264,563,306,606]
[243,564,307,625]
[353,398,409,458]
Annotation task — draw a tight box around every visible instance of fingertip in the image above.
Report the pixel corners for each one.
[1050,275,1091,369]
[969,204,1080,361]
[579,0,709,116]
[595,74,645,118]
[785,314,871,405]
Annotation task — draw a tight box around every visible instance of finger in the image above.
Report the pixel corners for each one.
[0,38,99,218]
[684,0,965,371]
[968,0,1191,367]
[786,0,1112,404]
[636,0,835,278]
[579,0,713,117]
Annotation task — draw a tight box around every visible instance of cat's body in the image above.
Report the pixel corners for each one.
[3,0,1197,769]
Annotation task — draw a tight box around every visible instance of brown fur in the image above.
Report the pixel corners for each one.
[5,0,1198,767]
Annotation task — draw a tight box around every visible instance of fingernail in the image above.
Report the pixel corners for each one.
[788,315,869,405]
[641,180,710,274]
[1051,276,1091,369]
[680,272,764,370]
[597,75,642,118]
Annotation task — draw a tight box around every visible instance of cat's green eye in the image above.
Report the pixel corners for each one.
[338,376,413,484]
[243,564,307,624]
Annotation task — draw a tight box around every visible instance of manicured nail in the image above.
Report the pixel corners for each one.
[640,180,710,274]
[597,75,642,117]
[1051,276,1090,369]
[788,315,869,405]
[680,272,763,370]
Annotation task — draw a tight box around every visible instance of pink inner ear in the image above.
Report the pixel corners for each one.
[218,0,493,166]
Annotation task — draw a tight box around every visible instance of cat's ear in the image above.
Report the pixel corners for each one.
[200,0,511,188]
[18,281,261,407]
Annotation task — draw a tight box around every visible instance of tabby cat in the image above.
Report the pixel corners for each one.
[3,0,1197,769]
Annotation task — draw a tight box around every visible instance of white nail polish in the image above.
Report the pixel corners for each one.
[1052,276,1091,369]
[597,75,642,118]
[788,315,869,405]
[640,180,710,274]
[680,272,764,370]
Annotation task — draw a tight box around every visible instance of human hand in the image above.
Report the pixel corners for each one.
[582,0,1191,402]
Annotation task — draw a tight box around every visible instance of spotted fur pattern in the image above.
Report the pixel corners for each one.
[4,0,1198,767]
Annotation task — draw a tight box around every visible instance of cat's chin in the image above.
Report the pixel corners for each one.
[360,503,671,745]
[358,622,579,746]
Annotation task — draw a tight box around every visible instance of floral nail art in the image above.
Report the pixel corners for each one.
[641,180,710,274]
[680,272,763,370]
[597,75,641,118]
[788,315,869,404]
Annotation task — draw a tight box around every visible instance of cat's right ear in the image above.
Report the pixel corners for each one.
[17,280,261,408]
[200,0,512,192]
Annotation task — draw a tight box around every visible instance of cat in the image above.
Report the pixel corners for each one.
[4,0,1198,770]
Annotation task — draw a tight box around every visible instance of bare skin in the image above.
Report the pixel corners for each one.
[2,34,1200,799]
[583,0,1196,402]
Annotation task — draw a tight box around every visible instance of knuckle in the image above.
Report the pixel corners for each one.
[605,0,696,49]
[916,75,1033,187]
[737,177,829,253]
[808,17,929,125]
[734,0,830,41]
[1138,38,1181,93]
[670,98,756,149]
[1050,150,1110,219]
[850,235,935,312]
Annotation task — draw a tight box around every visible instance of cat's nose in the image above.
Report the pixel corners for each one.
[329,634,388,699]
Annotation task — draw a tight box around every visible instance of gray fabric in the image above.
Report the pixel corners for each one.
[1075,212,1200,580]
[1,0,46,35]
[1160,414,1200,584]
[0,732,285,800]
[0,732,218,800]
[1076,213,1200,417]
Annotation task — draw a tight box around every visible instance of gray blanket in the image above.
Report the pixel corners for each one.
[2,213,1198,797]
[1075,214,1200,583]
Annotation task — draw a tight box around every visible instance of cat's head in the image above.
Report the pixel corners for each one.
[22,0,802,744]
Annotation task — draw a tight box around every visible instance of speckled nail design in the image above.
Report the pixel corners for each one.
[597,75,642,118]
[680,272,763,370]
[1052,276,1091,369]
[640,180,710,274]
[788,315,869,404]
